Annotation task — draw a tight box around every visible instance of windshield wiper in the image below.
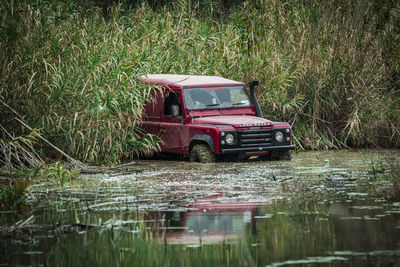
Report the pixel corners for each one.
[206,103,220,107]
[232,102,245,106]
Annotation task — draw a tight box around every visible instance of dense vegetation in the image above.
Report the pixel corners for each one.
[1,0,399,166]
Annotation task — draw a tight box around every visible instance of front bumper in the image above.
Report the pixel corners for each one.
[219,128,294,154]
[221,145,295,154]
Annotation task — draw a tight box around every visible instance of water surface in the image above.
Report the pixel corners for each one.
[1,149,399,266]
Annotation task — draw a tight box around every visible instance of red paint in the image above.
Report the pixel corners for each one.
[193,115,273,128]
[141,74,243,88]
[144,193,265,244]
[141,74,294,158]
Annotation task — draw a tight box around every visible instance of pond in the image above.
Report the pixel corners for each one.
[1,149,400,266]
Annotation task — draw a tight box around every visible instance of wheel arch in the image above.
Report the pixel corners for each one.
[189,134,215,153]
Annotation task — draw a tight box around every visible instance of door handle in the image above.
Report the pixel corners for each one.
[160,129,166,134]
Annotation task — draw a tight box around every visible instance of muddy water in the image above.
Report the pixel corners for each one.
[1,149,400,266]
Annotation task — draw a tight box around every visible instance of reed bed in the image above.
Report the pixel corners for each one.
[1,0,399,165]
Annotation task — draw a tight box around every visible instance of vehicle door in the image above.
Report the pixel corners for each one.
[159,90,185,153]
[142,90,162,136]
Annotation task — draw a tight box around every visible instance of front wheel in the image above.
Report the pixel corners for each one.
[261,151,292,161]
[189,144,216,163]
[279,151,292,160]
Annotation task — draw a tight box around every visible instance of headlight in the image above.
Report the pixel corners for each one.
[275,131,284,142]
[225,133,235,144]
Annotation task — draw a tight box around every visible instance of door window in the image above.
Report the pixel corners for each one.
[163,92,182,117]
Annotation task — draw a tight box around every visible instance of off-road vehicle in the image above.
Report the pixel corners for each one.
[142,74,294,162]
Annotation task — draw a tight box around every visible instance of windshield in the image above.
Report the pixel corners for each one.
[183,86,250,109]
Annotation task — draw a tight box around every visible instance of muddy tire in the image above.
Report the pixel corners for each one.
[279,151,292,160]
[262,151,292,161]
[189,144,216,163]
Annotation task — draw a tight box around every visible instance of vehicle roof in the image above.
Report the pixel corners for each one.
[141,74,245,89]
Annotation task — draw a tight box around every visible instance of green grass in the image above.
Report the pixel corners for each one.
[1,0,399,165]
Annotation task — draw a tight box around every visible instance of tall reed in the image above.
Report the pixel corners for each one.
[1,0,399,165]
[0,1,161,165]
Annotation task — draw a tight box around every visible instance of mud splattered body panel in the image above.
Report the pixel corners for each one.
[141,74,295,157]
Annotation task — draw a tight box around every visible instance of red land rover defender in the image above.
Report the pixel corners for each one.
[141,74,295,162]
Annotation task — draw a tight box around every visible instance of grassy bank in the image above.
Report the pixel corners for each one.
[1,0,399,165]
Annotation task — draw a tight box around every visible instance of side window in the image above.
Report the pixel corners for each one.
[163,92,182,117]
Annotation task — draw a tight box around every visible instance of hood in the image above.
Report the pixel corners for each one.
[193,115,274,128]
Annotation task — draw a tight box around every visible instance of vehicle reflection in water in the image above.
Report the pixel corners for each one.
[145,193,262,245]
[1,149,400,266]
[1,193,400,266]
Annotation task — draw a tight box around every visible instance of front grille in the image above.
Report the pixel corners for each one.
[238,129,273,148]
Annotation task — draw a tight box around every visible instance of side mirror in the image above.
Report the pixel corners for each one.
[171,105,180,117]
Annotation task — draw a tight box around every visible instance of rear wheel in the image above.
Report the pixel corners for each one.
[189,144,216,163]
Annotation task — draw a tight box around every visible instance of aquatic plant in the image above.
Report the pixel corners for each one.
[0,161,79,210]
[41,162,80,186]
[0,166,35,210]
[366,156,400,200]
[378,162,400,200]
[0,180,29,210]
[0,128,43,170]
[366,157,387,181]
[388,163,400,200]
